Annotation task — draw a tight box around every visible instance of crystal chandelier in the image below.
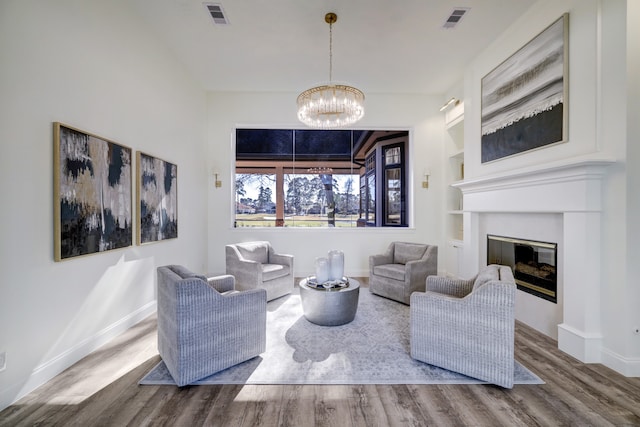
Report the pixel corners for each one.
[297,13,365,129]
[307,166,334,175]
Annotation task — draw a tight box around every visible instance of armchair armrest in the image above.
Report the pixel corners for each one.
[468,281,516,307]
[405,256,435,280]
[369,253,393,268]
[221,287,267,339]
[207,274,235,293]
[270,252,293,267]
[395,244,437,293]
[410,289,465,311]
[426,275,474,298]
[412,281,516,339]
[222,287,267,307]
[229,259,262,288]
[231,258,262,269]
[226,245,266,269]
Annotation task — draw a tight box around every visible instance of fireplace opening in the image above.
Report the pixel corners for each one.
[487,234,557,303]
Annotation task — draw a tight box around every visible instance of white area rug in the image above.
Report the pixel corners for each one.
[140,288,543,386]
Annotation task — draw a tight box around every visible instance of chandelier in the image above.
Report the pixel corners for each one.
[307,166,334,175]
[297,13,365,129]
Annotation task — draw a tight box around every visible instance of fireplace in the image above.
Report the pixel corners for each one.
[487,234,557,303]
[455,160,613,362]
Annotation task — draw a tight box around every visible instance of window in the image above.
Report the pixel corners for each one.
[234,173,275,227]
[234,129,409,227]
[383,144,405,226]
[361,153,376,226]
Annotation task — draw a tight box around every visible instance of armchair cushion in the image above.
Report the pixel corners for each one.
[472,264,500,291]
[168,264,201,280]
[262,263,290,281]
[236,241,269,264]
[394,242,428,265]
[373,264,406,281]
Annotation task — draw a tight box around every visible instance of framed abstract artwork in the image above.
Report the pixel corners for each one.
[136,152,178,244]
[53,122,132,261]
[481,14,568,163]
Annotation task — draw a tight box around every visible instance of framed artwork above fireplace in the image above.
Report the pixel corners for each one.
[480,14,569,163]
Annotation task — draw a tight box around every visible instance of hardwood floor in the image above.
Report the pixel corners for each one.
[2,282,640,426]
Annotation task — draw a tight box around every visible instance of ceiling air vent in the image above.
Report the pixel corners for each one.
[443,7,470,29]
[204,2,229,25]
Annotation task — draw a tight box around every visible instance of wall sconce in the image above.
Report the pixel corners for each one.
[439,97,460,112]
[214,172,222,188]
[422,171,430,189]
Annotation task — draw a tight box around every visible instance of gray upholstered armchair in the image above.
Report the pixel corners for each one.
[157,265,267,386]
[410,264,517,388]
[225,241,294,301]
[369,242,438,305]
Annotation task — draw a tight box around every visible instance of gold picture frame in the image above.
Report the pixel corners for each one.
[136,151,178,245]
[53,122,132,261]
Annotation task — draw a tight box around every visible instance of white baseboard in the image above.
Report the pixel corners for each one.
[558,323,640,376]
[601,347,640,377]
[558,323,603,363]
[0,301,156,411]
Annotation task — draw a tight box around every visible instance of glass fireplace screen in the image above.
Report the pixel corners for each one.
[487,234,557,303]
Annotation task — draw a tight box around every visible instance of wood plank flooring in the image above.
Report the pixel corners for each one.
[2,280,640,426]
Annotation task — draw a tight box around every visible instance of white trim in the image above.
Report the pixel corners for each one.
[558,323,603,363]
[601,347,640,377]
[453,158,614,195]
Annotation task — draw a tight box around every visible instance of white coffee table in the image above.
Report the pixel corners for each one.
[298,277,360,326]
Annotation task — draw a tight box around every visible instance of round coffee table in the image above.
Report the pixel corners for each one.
[298,277,360,326]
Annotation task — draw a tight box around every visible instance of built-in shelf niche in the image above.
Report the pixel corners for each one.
[443,100,465,278]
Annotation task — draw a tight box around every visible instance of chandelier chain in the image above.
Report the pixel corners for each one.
[329,20,333,83]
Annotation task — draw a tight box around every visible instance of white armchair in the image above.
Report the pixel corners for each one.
[369,242,438,305]
[225,241,294,301]
[410,264,517,388]
[157,265,267,386]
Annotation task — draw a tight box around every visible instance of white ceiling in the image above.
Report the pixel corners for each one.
[130,0,537,94]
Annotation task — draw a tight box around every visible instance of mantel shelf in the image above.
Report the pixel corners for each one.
[452,157,616,194]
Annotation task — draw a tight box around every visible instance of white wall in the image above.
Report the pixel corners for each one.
[600,0,640,374]
[0,0,208,409]
[206,92,446,277]
[624,0,640,365]
[462,0,639,374]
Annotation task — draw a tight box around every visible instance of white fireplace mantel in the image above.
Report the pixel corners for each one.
[452,157,615,363]
[453,157,615,212]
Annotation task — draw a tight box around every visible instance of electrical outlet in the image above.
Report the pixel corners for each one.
[0,351,6,372]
